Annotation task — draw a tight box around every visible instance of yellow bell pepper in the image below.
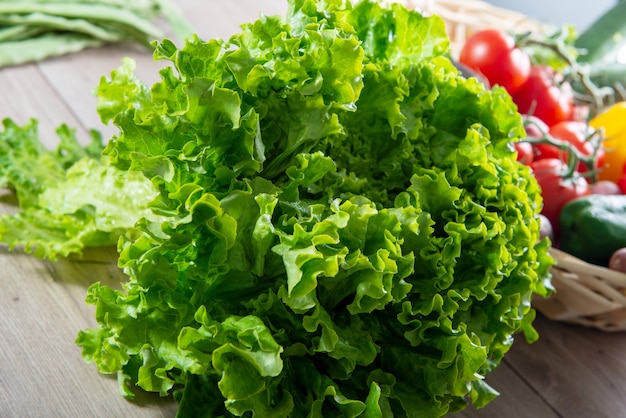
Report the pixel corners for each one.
[591,101,626,183]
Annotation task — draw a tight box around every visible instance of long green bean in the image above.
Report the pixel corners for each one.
[0,33,103,66]
[0,3,164,41]
[0,0,194,67]
[0,25,43,43]
[0,0,161,17]
[0,12,128,42]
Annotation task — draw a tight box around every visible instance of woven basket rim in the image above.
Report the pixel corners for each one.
[533,248,626,331]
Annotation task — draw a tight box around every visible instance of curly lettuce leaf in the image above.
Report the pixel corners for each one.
[0,118,102,208]
[0,119,158,259]
[75,0,553,417]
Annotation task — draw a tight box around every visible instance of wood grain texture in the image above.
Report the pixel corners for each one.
[502,317,626,418]
[0,63,89,147]
[1,1,626,417]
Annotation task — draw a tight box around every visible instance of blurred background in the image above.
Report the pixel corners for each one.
[486,0,615,30]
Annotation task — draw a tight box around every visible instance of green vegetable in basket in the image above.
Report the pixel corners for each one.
[560,194,626,266]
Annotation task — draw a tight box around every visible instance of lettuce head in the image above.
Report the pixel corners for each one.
[74,0,553,417]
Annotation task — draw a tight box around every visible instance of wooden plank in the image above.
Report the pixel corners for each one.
[0,63,90,148]
[0,194,174,416]
[459,315,626,418]
[0,244,178,417]
[455,313,626,418]
[504,314,626,418]
[452,355,560,418]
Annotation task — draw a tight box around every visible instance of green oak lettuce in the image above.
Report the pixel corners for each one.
[0,119,159,259]
[76,0,553,416]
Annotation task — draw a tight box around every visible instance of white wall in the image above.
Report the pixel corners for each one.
[485,0,616,30]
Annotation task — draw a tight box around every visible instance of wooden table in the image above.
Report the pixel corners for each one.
[1,2,625,417]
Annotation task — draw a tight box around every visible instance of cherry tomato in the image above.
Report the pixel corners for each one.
[514,141,534,165]
[511,66,574,127]
[459,29,531,95]
[531,158,589,233]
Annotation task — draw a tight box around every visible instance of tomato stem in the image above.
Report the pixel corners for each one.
[516,30,620,117]
[522,116,603,181]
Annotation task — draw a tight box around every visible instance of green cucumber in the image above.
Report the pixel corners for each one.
[585,62,626,87]
[560,195,626,266]
[575,1,626,63]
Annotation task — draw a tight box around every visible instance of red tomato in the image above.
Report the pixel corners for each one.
[531,158,589,233]
[512,66,574,127]
[534,121,604,173]
[514,141,534,165]
[459,29,531,95]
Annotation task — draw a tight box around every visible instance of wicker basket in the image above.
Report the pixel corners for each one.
[533,248,626,332]
[393,0,626,332]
